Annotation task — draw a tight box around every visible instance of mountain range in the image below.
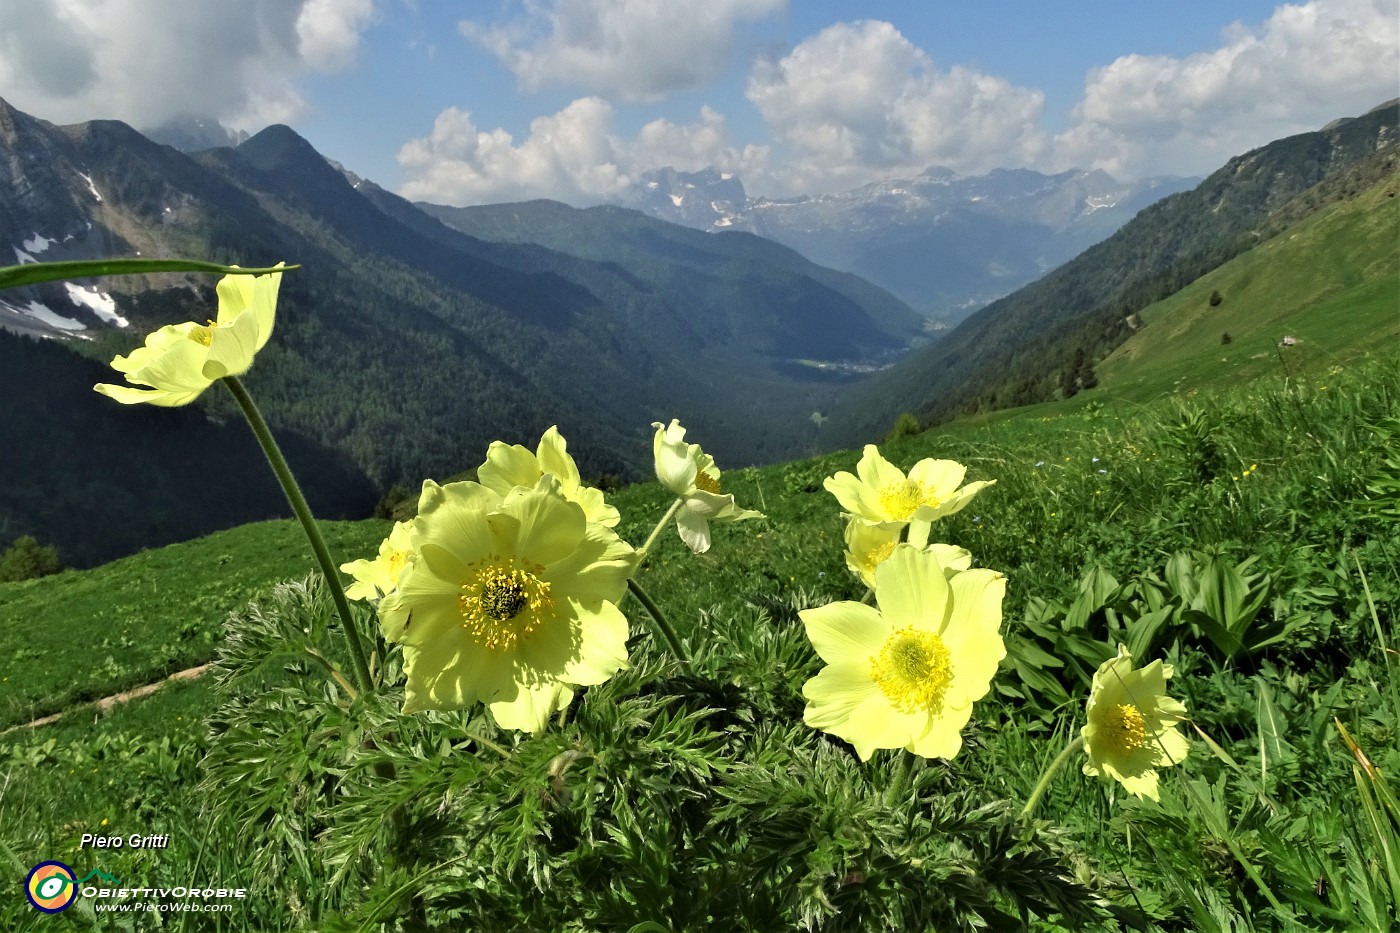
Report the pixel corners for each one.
[625,165,1199,325]
[1,95,1394,568]
[824,98,1399,442]
[0,97,917,565]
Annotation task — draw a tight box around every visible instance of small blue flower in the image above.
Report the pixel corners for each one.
[1098,469,1107,474]
[972,515,981,523]
[1092,457,1101,463]
[1035,460,1045,468]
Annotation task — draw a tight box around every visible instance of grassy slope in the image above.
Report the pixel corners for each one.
[0,519,388,727]
[1097,166,1399,401]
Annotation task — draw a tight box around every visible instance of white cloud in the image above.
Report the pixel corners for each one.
[744,20,1048,193]
[461,0,785,102]
[1053,0,1400,178]
[396,98,766,205]
[296,0,377,72]
[0,0,377,132]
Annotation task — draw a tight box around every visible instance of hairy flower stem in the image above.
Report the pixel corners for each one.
[883,750,917,807]
[627,578,693,673]
[1021,735,1085,819]
[222,375,376,696]
[636,498,684,564]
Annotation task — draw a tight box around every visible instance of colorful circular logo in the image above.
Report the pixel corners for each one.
[26,861,77,913]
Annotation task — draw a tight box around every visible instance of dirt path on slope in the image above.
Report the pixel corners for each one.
[3,663,212,736]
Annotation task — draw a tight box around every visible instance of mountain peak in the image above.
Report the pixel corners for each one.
[234,124,324,173]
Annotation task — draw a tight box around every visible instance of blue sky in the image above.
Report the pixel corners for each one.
[1,1,1395,204]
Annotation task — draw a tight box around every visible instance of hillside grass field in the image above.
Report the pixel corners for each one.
[1098,166,1399,401]
[4,337,1398,928]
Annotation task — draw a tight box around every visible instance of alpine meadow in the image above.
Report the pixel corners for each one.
[0,12,1398,932]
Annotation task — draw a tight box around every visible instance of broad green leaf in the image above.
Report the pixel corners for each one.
[0,258,296,292]
[1125,606,1172,662]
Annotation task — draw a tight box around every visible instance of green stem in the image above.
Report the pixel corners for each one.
[221,375,375,695]
[627,578,692,672]
[883,750,917,807]
[636,498,684,563]
[1021,735,1084,819]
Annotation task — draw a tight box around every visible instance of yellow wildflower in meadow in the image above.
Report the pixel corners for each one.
[94,265,284,406]
[478,425,620,527]
[341,521,414,602]
[800,544,1005,761]
[377,475,637,732]
[1082,646,1190,800]
[824,445,994,528]
[844,520,971,590]
[651,419,762,553]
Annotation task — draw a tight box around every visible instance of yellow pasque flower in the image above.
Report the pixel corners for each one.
[844,520,971,590]
[824,445,994,527]
[800,544,1006,761]
[1082,645,1190,800]
[651,419,762,553]
[477,425,620,527]
[340,520,414,601]
[94,265,284,406]
[377,476,636,732]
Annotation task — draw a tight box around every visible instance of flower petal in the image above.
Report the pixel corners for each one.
[489,681,574,734]
[799,600,887,663]
[478,441,542,496]
[873,545,950,631]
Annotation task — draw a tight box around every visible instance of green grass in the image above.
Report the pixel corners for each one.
[1098,166,1400,401]
[0,518,388,728]
[4,350,1395,929]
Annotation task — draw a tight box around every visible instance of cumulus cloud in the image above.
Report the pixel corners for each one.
[745,20,1049,193]
[461,0,785,102]
[396,98,767,205]
[1053,0,1400,177]
[0,0,377,132]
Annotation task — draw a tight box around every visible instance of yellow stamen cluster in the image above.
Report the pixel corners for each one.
[458,561,553,650]
[871,626,953,713]
[694,471,721,494]
[878,479,939,520]
[1103,703,1148,753]
[867,540,897,569]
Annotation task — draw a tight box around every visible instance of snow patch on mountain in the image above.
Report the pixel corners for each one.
[22,233,56,253]
[0,297,86,334]
[75,171,103,202]
[65,283,128,327]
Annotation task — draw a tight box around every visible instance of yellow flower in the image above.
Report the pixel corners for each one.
[800,544,1006,761]
[1082,645,1190,800]
[94,265,284,406]
[340,520,414,601]
[377,476,636,731]
[823,445,994,528]
[477,425,620,527]
[651,419,762,553]
[844,520,971,590]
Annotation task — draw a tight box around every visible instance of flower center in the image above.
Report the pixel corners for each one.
[870,626,953,713]
[866,540,897,569]
[878,479,939,521]
[694,471,721,494]
[386,549,407,583]
[188,320,219,347]
[1103,703,1149,753]
[457,560,553,651]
